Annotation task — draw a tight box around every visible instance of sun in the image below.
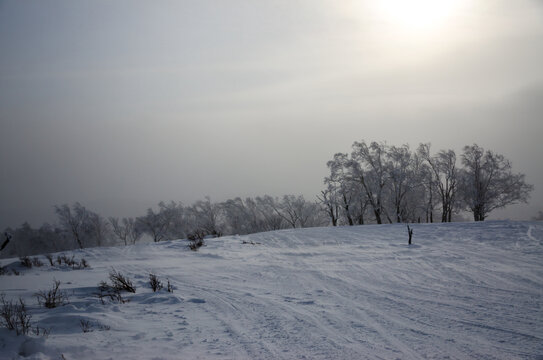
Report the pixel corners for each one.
[374,0,462,32]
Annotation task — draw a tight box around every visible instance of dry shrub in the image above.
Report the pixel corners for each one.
[35,280,69,308]
[149,274,163,292]
[0,294,31,335]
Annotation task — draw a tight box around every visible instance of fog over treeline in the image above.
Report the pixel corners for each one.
[2,1,542,232]
[1,141,532,258]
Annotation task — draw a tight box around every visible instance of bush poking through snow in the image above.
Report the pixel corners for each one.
[52,254,90,269]
[80,319,93,333]
[45,254,54,266]
[108,269,136,293]
[0,294,31,335]
[149,274,163,292]
[187,230,205,251]
[20,256,32,268]
[61,255,76,267]
[18,256,45,269]
[96,282,128,304]
[32,257,44,267]
[80,319,110,332]
[79,258,90,269]
[35,280,69,308]
[33,325,50,337]
[95,270,136,304]
[167,279,174,293]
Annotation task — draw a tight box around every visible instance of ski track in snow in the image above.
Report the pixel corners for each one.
[0,221,542,359]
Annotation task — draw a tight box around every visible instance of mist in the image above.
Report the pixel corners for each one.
[1,0,542,229]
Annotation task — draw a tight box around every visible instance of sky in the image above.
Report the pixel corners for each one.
[1,0,542,229]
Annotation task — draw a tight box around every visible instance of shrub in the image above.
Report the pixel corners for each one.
[187,230,205,251]
[0,294,31,335]
[31,257,44,267]
[80,319,93,333]
[19,256,32,268]
[149,274,163,292]
[45,254,54,266]
[80,319,110,332]
[79,258,89,269]
[62,255,76,267]
[52,254,90,269]
[167,279,174,293]
[95,281,127,304]
[108,269,136,293]
[35,280,69,308]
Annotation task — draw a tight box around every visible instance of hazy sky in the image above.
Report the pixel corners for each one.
[1,0,542,229]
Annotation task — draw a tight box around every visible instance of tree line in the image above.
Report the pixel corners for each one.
[319,141,532,226]
[1,195,328,257]
[1,141,533,257]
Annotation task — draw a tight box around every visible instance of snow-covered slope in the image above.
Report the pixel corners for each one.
[1,221,542,359]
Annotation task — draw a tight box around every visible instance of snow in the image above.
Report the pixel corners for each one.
[1,221,542,359]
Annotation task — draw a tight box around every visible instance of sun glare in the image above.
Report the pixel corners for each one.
[375,0,461,31]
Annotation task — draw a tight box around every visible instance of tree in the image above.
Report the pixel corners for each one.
[187,197,222,236]
[317,187,339,226]
[110,217,142,245]
[86,212,111,247]
[325,153,358,226]
[418,144,458,222]
[385,144,419,223]
[350,141,389,224]
[136,202,180,242]
[54,203,89,249]
[460,144,533,221]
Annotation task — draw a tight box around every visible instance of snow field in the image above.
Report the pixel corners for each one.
[0,221,542,359]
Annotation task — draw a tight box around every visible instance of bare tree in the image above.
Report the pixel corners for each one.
[54,203,89,249]
[460,144,533,221]
[326,153,358,225]
[110,217,142,245]
[418,144,458,222]
[188,197,222,236]
[86,212,111,247]
[350,141,389,224]
[385,144,419,223]
[137,202,179,242]
[317,187,339,226]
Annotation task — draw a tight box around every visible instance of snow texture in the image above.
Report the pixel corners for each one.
[0,221,542,359]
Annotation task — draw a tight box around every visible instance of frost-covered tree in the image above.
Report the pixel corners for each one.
[418,144,458,222]
[85,212,111,247]
[325,153,358,225]
[137,202,180,242]
[221,198,253,234]
[187,197,223,236]
[55,203,112,248]
[317,187,340,226]
[350,141,389,224]
[385,144,420,223]
[110,217,142,245]
[459,144,533,221]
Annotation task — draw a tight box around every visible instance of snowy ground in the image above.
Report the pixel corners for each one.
[0,221,542,359]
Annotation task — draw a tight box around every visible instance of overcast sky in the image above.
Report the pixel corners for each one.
[1,0,542,229]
